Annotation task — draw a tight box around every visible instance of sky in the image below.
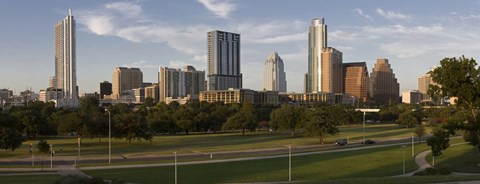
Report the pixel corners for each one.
[1,0,480,95]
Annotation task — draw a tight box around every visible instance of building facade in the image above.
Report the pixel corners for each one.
[305,18,327,93]
[264,52,287,92]
[402,90,422,104]
[145,84,160,103]
[159,66,205,102]
[343,62,369,101]
[207,30,242,90]
[39,88,63,103]
[321,47,343,93]
[418,69,436,102]
[369,58,400,104]
[112,67,143,99]
[200,89,279,105]
[54,9,77,99]
[100,81,112,99]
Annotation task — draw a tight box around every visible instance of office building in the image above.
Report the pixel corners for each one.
[112,67,143,99]
[402,90,422,104]
[369,58,400,104]
[39,88,63,103]
[305,17,327,93]
[100,81,112,99]
[133,88,145,103]
[343,62,369,101]
[264,52,287,92]
[418,69,436,102]
[207,30,242,90]
[145,84,160,102]
[159,65,205,102]
[321,47,343,93]
[200,89,279,105]
[54,9,77,99]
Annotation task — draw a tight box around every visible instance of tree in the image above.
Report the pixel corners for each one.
[414,124,426,143]
[429,56,480,151]
[37,140,50,154]
[397,111,420,128]
[222,102,257,135]
[0,113,23,151]
[427,126,450,156]
[113,111,152,143]
[270,105,303,136]
[303,108,340,143]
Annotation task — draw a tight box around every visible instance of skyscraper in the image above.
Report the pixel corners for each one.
[159,66,205,102]
[54,9,77,99]
[99,81,112,99]
[343,62,369,101]
[418,69,436,102]
[207,30,242,90]
[369,58,400,104]
[264,52,286,92]
[112,67,143,99]
[305,18,327,93]
[321,47,343,93]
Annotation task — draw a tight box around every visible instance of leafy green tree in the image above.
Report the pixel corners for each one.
[397,111,420,128]
[427,126,450,156]
[147,110,177,134]
[143,97,156,108]
[37,140,50,154]
[414,124,426,142]
[270,105,303,136]
[222,102,257,135]
[303,108,340,143]
[429,56,480,150]
[0,113,24,151]
[11,109,47,138]
[113,111,152,143]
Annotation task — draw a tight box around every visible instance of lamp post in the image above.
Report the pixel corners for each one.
[105,109,111,164]
[50,144,53,171]
[288,146,292,182]
[401,145,406,175]
[363,111,366,143]
[77,137,81,175]
[411,133,414,157]
[174,152,177,184]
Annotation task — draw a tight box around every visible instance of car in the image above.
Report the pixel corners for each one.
[335,138,348,146]
[362,139,376,144]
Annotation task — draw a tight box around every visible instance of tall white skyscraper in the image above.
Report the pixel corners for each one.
[305,17,328,93]
[54,9,77,99]
[159,66,205,102]
[264,52,286,92]
[207,30,242,91]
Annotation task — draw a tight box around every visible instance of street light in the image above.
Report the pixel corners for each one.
[287,146,292,182]
[355,109,380,144]
[105,109,112,164]
[174,152,177,184]
[401,145,406,175]
[50,144,53,171]
[411,133,414,157]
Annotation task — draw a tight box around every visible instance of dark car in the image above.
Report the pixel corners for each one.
[335,138,348,146]
[362,139,376,144]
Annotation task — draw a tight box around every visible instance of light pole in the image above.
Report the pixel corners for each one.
[77,137,81,175]
[288,146,292,182]
[50,144,53,171]
[363,111,366,143]
[401,145,406,175]
[174,152,177,184]
[411,133,414,157]
[105,109,111,164]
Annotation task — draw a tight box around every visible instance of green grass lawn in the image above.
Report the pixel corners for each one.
[310,175,480,184]
[1,124,430,160]
[0,174,58,184]
[426,143,480,173]
[85,144,420,184]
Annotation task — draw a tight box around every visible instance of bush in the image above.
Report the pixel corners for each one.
[413,165,451,176]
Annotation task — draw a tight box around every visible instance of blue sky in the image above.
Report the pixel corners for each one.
[1,0,480,94]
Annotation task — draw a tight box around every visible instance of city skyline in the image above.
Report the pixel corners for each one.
[1,1,480,94]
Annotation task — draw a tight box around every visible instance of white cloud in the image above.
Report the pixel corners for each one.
[81,15,114,35]
[197,0,236,18]
[105,2,142,17]
[168,60,190,69]
[355,8,372,20]
[122,60,157,69]
[376,8,409,20]
[252,33,306,44]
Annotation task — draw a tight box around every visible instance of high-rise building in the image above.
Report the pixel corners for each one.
[369,58,400,104]
[343,62,369,101]
[402,90,422,104]
[207,30,242,90]
[39,88,63,103]
[418,69,436,102]
[112,67,143,99]
[159,65,205,102]
[305,17,327,93]
[54,9,77,99]
[100,81,112,99]
[264,52,287,92]
[145,84,160,102]
[321,47,343,93]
